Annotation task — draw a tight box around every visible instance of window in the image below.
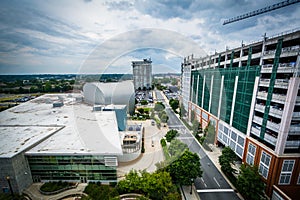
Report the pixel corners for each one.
[259,151,271,179]
[279,160,295,185]
[246,143,256,165]
[297,173,300,185]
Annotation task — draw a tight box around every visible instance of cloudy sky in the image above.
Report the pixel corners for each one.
[0,0,299,74]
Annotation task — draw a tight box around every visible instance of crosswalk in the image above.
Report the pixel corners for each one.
[197,189,234,193]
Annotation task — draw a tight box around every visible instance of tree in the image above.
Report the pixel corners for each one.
[154,102,165,112]
[169,99,179,113]
[165,129,178,142]
[140,100,148,105]
[166,150,202,185]
[160,113,169,123]
[168,139,188,157]
[117,170,180,200]
[137,108,145,114]
[219,147,237,175]
[237,164,266,200]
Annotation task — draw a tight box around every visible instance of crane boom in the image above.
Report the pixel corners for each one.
[223,0,300,25]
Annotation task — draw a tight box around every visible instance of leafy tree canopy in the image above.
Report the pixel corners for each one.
[165,129,178,142]
[237,164,266,200]
[166,150,202,185]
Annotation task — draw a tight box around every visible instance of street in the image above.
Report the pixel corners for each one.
[155,91,240,200]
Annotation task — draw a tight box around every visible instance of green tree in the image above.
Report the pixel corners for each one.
[166,150,202,185]
[219,147,237,175]
[169,99,179,113]
[237,164,266,200]
[165,129,178,142]
[160,113,169,123]
[140,100,148,105]
[137,108,145,114]
[117,170,179,200]
[168,139,188,157]
[154,102,165,112]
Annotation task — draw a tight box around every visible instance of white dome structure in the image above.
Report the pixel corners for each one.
[83,81,135,114]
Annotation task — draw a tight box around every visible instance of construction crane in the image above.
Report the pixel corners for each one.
[223,0,300,25]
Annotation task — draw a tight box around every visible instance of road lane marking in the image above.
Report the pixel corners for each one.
[200,177,207,188]
[213,177,221,188]
[197,189,234,193]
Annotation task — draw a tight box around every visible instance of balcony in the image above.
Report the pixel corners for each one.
[255,104,265,113]
[269,107,283,118]
[285,140,300,149]
[264,133,277,146]
[296,96,300,105]
[281,45,300,54]
[272,93,286,104]
[266,120,280,132]
[253,116,263,125]
[289,124,300,133]
[259,79,270,87]
[292,112,300,120]
[257,91,268,100]
[251,126,261,137]
[261,63,297,73]
[274,79,289,89]
[264,49,276,56]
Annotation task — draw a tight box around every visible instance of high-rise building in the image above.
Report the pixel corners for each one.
[132,58,152,90]
[181,29,300,199]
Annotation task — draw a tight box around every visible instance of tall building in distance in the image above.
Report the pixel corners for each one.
[181,29,300,199]
[132,58,152,90]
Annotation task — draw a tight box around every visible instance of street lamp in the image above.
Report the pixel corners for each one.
[6,176,14,198]
[190,178,194,194]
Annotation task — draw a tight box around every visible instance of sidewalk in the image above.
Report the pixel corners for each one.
[181,185,200,200]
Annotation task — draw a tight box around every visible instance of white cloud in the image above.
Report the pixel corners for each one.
[0,0,299,74]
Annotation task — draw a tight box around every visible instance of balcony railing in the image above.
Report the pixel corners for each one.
[281,45,300,53]
[272,93,286,103]
[264,133,277,146]
[255,104,265,113]
[269,107,283,118]
[274,79,289,89]
[251,126,261,137]
[285,140,300,149]
[253,116,263,125]
[266,120,280,132]
[259,79,270,87]
[292,112,300,119]
[261,63,296,73]
[257,91,268,100]
[289,124,300,133]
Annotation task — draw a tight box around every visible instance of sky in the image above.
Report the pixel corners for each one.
[0,0,299,74]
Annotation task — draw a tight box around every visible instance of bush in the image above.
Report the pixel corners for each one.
[40,181,73,192]
[84,183,119,200]
[160,138,167,147]
[165,129,178,142]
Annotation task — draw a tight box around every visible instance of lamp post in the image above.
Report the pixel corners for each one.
[190,178,194,194]
[6,176,14,198]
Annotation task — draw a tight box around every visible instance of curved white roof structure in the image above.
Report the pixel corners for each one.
[83,81,135,114]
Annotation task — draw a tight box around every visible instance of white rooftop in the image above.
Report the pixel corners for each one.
[0,94,123,157]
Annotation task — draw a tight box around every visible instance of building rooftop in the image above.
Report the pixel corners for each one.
[0,94,123,157]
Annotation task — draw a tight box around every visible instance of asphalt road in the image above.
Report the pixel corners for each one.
[155,91,240,200]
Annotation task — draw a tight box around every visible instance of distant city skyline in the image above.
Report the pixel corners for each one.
[0,0,299,74]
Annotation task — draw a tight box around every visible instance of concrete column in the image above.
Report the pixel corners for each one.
[275,77,300,155]
[230,76,239,126]
[247,76,260,136]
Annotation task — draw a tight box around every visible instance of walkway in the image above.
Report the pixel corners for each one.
[23,183,87,200]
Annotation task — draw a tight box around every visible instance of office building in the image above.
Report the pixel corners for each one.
[181,29,300,199]
[132,58,152,90]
